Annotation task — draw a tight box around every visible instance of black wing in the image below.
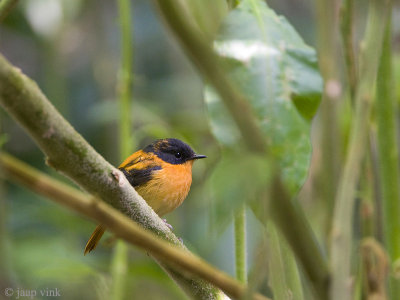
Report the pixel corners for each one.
[119,165,161,188]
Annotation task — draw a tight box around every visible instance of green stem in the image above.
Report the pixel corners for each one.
[118,0,133,159]
[267,224,288,300]
[267,224,304,300]
[270,175,329,299]
[360,150,376,239]
[0,120,11,288]
[375,11,400,298]
[340,0,357,100]
[330,1,390,299]
[315,0,341,239]
[111,0,133,298]
[0,0,18,23]
[234,205,246,284]
[110,240,129,300]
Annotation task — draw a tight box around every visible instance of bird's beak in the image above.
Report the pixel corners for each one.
[189,154,207,160]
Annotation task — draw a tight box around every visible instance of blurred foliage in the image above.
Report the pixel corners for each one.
[0,0,400,299]
[208,151,272,229]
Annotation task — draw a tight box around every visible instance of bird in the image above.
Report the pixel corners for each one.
[84,138,206,254]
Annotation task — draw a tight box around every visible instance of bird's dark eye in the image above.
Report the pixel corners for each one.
[175,152,182,158]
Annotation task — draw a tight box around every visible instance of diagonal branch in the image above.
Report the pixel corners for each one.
[0,53,220,300]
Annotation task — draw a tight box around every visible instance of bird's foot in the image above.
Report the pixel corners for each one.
[162,219,173,230]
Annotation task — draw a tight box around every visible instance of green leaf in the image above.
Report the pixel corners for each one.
[205,0,322,195]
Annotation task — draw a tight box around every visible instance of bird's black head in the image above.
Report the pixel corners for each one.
[143,138,206,165]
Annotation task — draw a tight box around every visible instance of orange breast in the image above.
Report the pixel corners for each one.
[135,161,194,216]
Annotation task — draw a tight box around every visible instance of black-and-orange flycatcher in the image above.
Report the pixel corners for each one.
[84,138,206,254]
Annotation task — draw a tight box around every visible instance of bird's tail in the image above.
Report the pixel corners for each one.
[84,224,106,255]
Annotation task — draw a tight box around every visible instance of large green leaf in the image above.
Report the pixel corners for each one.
[205,0,322,195]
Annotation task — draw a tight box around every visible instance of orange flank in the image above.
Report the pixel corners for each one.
[136,160,194,216]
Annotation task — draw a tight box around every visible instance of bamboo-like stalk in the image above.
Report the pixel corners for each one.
[340,0,357,100]
[269,175,329,299]
[110,0,134,298]
[152,1,329,298]
[0,122,11,288]
[267,224,304,300]
[117,0,133,159]
[375,11,400,298]
[267,225,289,300]
[315,0,341,239]
[330,1,390,299]
[0,152,271,300]
[234,205,247,284]
[0,53,220,300]
[110,241,128,300]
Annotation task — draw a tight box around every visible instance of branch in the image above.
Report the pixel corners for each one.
[0,152,270,300]
[0,53,219,299]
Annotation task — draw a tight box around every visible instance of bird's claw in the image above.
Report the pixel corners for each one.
[162,219,173,230]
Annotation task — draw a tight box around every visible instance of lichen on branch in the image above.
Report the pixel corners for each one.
[0,53,220,300]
